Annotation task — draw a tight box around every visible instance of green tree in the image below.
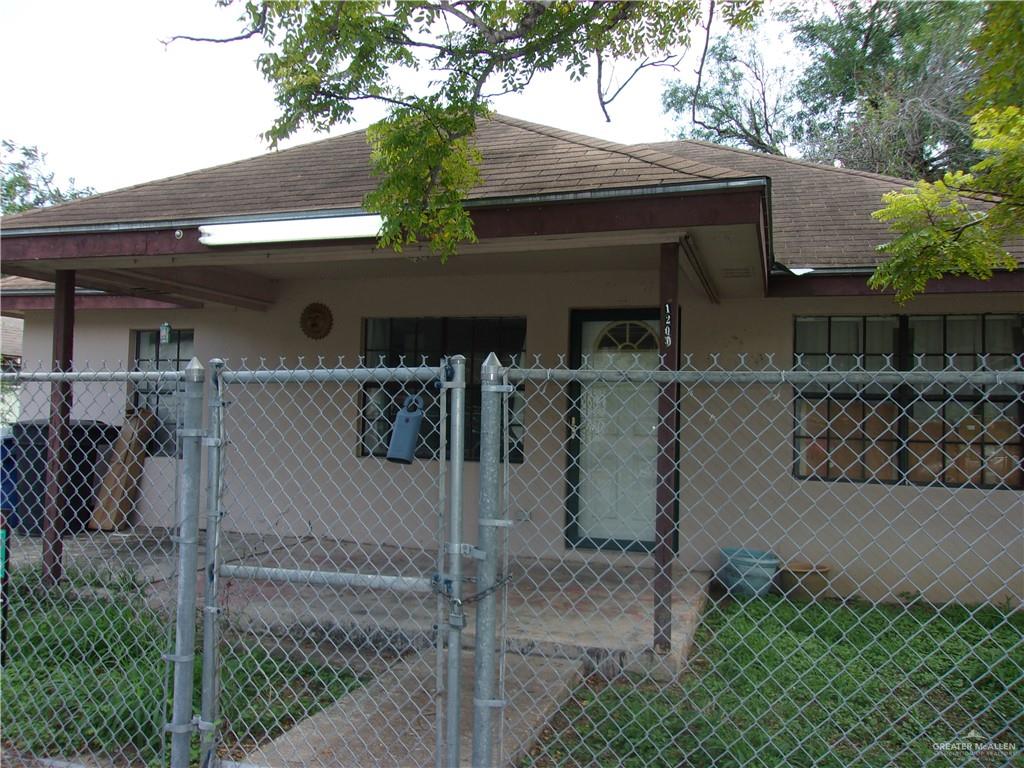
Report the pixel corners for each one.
[662,1,983,180]
[790,0,982,180]
[187,0,760,259]
[869,2,1022,302]
[1,140,94,215]
[662,27,794,155]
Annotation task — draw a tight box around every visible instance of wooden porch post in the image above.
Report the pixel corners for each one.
[42,270,74,586]
[654,243,680,654]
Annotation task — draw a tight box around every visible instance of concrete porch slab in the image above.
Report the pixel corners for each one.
[216,536,709,677]
[8,530,707,674]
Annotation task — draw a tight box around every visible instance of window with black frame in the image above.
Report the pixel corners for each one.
[132,328,195,456]
[361,316,527,462]
[793,314,1022,489]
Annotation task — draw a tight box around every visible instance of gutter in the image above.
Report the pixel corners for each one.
[0,177,769,238]
[772,265,877,277]
[0,208,373,238]
[463,176,767,208]
[0,287,106,296]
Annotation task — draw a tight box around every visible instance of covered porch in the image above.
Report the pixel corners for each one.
[1,168,769,660]
[7,526,709,673]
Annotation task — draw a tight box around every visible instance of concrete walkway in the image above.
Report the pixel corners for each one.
[245,651,579,768]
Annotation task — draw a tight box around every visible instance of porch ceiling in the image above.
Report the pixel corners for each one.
[222,223,762,297]
[1,221,765,307]
[0,183,769,310]
[1,263,279,312]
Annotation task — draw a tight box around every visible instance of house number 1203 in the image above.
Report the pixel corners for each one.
[663,303,673,349]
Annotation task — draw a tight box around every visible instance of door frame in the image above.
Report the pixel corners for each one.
[564,307,671,552]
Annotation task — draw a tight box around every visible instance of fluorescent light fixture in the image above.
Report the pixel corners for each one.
[198,215,383,246]
[789,268,815,276]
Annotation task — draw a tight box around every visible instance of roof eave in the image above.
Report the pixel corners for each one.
[0,176,769,239]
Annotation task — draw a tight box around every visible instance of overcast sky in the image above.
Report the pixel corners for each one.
[0,0,714,195]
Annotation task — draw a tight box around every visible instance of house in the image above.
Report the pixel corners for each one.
[0,276,42,371]
[1,316,23,372]
[1,114,1020,603]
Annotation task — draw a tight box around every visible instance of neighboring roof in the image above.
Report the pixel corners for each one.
[0,275,54,294]
[634,140,922,270]
[0,115,751,232]
[0,274,193,314]
[1,315,23,360]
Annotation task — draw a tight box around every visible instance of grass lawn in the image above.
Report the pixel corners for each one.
[1,566,360,765]
[529,595,1024,767]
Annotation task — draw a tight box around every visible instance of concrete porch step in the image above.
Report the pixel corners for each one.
[228,572,708,680]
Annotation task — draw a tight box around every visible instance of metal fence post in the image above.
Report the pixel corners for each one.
[472,352,504,767]
[445,355,466,768]
[199,360,225,768]
[169,358,205,768]
[435,362,449,768]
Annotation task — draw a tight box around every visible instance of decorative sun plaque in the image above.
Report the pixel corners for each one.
[299,302,333,340]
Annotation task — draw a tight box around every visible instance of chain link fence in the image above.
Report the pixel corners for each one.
[1,356,1021,767]
[499,356,1022,768]
[0,366,185,767]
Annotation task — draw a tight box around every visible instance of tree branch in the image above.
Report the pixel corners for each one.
[948,210,990,241]
[691,0,717,133]
[436,0,549,46]
[162,2,267,46]
[313,87,421,113]
[598,52,681,122]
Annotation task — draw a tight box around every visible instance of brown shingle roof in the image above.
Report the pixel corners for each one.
[4,116,1018,276]
[635,139,1024,270]
[0,116,749,232]
[636,140,916,270]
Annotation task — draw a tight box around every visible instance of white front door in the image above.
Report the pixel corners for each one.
[573,317,660,547]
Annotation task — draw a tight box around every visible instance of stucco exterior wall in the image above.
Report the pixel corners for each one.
[17,266,1023,603]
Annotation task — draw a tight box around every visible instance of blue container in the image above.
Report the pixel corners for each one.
[718,547,779,597]
[1,428,18,528]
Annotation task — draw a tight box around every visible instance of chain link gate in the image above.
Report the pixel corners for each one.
[197,357,468,768]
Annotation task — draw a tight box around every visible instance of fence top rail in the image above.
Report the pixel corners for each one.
[220,365,446,385]
[0,370,185,384]
[506,367,1024,387]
